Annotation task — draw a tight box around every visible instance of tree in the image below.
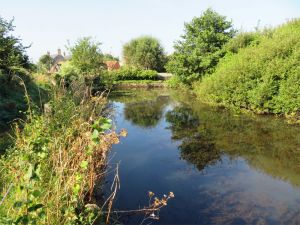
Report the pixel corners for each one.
[37,54,53,72]
[0,16,30,82]
[123,36,166,71]
[69,37,105,76]
[166,8,236,84]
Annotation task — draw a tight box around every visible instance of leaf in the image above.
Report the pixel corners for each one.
[91,129,99,140]
[28,203,44,212]
[73,184,80,195]
[91,120,100,130]
[13,201,23,208]
[15,215,29,224]
[31,190,42,198]
[101,122,111,131]
[80,161,88,170]
[24,164,34,181]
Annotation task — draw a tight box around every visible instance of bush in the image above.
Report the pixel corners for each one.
[108,67,158,81]
[195,19,300,121]
[166,76,188,89]
[55,61,80,84]
[224,31,261,54]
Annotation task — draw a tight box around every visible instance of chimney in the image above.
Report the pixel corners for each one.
[47,51,50,56]
[63,52,66,57]
[58,48,62,55]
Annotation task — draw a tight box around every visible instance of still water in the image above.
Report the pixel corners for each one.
[103,88,300,225]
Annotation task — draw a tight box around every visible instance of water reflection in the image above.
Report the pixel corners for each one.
[124,96,169,128]
[166,106,221,171]
[105,89,300,224]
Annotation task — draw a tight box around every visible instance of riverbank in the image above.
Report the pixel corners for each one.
[0,81,123,224]
[114,80,166,88]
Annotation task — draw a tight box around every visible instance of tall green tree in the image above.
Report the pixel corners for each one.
[166,8,236,84]
[69,37,105,76]
[0,16,30,82]
[123,36,166,71]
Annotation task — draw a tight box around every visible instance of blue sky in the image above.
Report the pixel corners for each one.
[1,0,299,61]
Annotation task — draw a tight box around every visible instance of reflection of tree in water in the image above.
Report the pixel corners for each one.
[124,96,169,128]
[166,106,221,170]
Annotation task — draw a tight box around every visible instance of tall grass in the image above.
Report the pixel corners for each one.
[0,81,123,224]
[195,19,300,123]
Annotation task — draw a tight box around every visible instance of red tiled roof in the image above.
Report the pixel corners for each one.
[104,61,120,70]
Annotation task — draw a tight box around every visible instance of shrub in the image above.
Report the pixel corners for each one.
[109,67,158,81]
[166,76,187,89]
[55,61,80,81]
[195,19,300,121]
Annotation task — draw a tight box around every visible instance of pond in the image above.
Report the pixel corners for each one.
[102,88,300,225]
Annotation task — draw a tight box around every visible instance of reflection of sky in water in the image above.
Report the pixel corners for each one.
[103,90,300,225]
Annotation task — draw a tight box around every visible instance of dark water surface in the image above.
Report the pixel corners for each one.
[103,89,300,225]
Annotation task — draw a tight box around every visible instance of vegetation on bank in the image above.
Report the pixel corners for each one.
[0,17,123,224]
[0,82,125,224]
[107,67,158,81]
[165,9,300,122]
[194,19,300,122]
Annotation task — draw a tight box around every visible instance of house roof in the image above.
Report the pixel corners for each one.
[104,60,120,70]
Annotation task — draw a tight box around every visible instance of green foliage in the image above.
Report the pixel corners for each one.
[0,75,49,131]
[166,76,188,89]
[0,82,118,224]
[68,37,105,76]
[56,38,110,91]
[123,36,166,71]
[223,31,261,54]
[195,19,300,121]
[166,8,236,84]
[37,54,53,73]
[108,66,158,81]
[0,16,31,83]
[55,61,80,83]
